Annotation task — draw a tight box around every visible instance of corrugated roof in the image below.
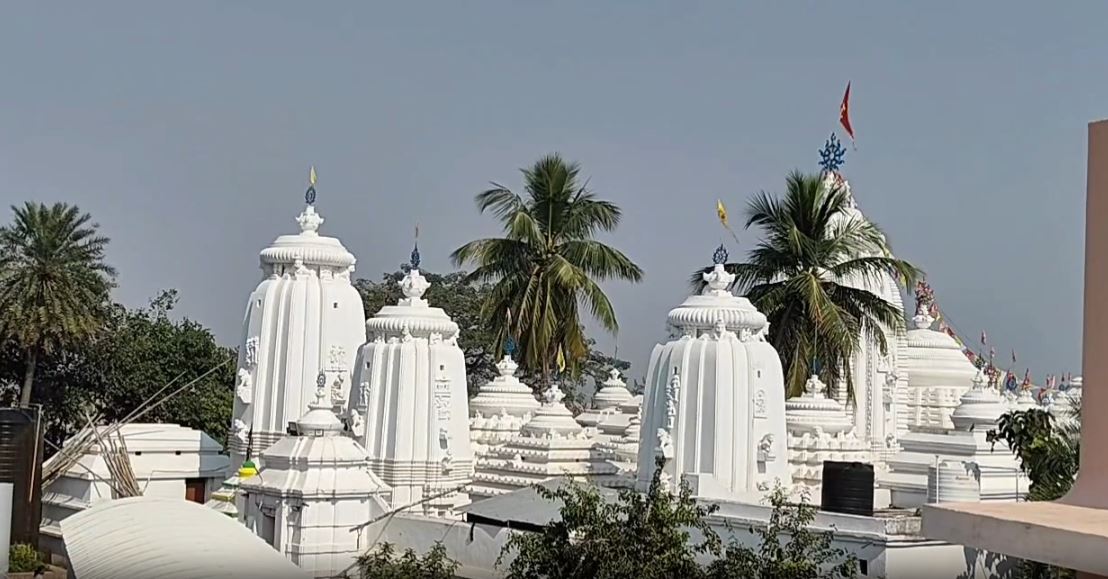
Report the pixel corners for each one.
[458,479,622,530]
[61,496,309,579]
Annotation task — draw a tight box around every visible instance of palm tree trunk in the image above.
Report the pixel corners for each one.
[19,347,38,407]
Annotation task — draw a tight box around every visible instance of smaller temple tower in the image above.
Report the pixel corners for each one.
[636,252,791,499]
[348,250,475,517]
[239,381,391,578]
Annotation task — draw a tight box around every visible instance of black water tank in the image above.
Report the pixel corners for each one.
[821,461,874,517]
[0,407,43,547]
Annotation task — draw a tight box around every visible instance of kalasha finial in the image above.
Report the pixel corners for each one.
[712,244,729,265]
[305,166,318,205]
[505,335,517,357]
[818,133,846,174]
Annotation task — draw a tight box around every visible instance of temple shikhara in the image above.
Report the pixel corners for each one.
[38,148,1083,579]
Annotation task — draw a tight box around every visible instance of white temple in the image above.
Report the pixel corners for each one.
[822,171,911,461]
[469,355,540,457]
[900,282,976,433]
[636,259,791,499]
[229,183,366,467]
[470,384,618,498]
[348,262,475,516]
[784,375,867,497]
[239,382,390,577]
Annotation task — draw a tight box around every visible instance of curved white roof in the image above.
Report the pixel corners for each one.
[61,496,309,579]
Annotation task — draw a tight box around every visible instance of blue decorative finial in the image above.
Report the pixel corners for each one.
[410,243,421,269]
[811,357,822,374]
[505,336,517,357]
[305,166,318,205]
[818,133,846,174]
[712,244,729,265]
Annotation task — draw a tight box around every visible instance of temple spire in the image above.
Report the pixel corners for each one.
[305,165,318,206]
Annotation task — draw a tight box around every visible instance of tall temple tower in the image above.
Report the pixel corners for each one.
[636,256,791,500]
[347,255,474,517]
[818,135,911,462]
[229,170,366,466]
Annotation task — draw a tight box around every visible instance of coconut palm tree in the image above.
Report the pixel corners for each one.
[452,154,643,385]
[694,171,918,398]
[0,202,115,406]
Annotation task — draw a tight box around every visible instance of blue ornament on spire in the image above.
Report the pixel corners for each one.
[305,166,318,205]
[410,243,421,269]
[818,133,847,174]
[712,244,729,265]
[505,336,517,357]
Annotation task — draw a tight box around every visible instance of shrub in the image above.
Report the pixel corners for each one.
[9,543,43,573]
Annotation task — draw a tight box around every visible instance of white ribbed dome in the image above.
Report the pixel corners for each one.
[638,271,791,498]
[470,356,540,419]
[903,308,977,432]
[950,371,1008,431]
[785,375,853,435]
[521,385,585,437]
[230,202,366,467]
[365,269,460,339]
[593,369,633,409]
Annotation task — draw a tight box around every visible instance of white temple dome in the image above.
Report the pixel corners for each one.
[785,375,853,435]
[470,356,540,419]
[364,269,459,339]
[949,371,1008,431]
[593,368,633,409]
[637,263,791,499]
[521,385,586,437]
[230,197,366,466]
[902,294,977,432]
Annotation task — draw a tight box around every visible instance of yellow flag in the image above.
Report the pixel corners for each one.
[309,165,318,186]
[716,199,728,227]
[556,347,566,373]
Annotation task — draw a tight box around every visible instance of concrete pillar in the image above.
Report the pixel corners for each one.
[1065,119,1108,508]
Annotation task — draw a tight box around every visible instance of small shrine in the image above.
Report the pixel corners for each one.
[577,368,634,432]
[469,384,618,499]
[784,375,866,498]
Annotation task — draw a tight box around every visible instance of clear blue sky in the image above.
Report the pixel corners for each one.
[2,2,1101,382]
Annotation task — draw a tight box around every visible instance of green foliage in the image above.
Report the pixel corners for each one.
[499,457,719,579]
[0,202,116,406]
[706,487,857,579]
[9,543,43,573]
[355,542,458,579]
[986,406,1080,579]
[694,172,918,398]
[452,154,643,384]
[1,289,235,450]
[986,408,1079,502]
[500,458,857,579]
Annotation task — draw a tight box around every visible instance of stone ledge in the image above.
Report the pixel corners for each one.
[922,501,1108,575]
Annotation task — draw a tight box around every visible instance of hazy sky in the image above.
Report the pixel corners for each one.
[2,2,1102,382]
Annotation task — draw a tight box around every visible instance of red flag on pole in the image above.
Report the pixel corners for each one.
[839,82,856,146]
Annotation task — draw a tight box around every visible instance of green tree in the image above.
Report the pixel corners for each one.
[499,457,719,579]
[499,458,856,579]
[695,172,918,398]
[452,154,643,385]
[987,405,1080,579]
[0,202,116,406]
[1,290,235,450]
[355,267,500,397]
[355,542,458,579]
[705,487,857,579]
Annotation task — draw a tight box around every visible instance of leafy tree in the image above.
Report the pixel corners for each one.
[499,457,719,579]
[355,267,499,397]
[355,542,458,579]
[694,172,918,398]
[452,154,643,385]
[499,457,856,579]
[986,406,1080,579]
[705,487,857,579]
[0,202,116,406]
[1,290,235,450]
